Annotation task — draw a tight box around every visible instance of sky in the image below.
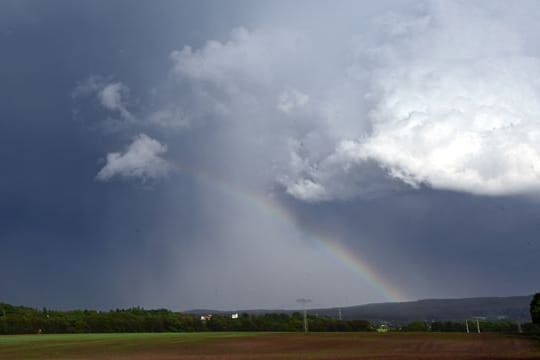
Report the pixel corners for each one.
[1,0,539,311]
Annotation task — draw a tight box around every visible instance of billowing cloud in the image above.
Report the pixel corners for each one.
[339,1,540,196]
[157,1,540,200]
[346,57,540,195]
[96,134,172,182]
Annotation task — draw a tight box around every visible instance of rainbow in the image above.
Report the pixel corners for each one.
[172,162,406,303]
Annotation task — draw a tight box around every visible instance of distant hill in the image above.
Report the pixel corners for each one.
[188,295,533,324]
[314,295,533,323]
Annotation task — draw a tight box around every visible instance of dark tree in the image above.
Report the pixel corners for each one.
[531,292,540,324]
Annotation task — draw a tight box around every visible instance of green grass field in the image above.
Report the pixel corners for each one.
[0,332,539,360]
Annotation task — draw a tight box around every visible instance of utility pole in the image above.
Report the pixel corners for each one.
[296,298,312,333]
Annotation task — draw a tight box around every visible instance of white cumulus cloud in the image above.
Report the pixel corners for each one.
[347,1,540,196]
[356,57,540,195]
[96,134,172,182]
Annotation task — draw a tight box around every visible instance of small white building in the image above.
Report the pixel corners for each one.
[200,314,212,321]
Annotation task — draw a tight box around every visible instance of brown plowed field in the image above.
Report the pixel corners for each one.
[1,332,539,360]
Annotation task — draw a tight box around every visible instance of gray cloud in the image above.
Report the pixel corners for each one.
[164,26,380,200]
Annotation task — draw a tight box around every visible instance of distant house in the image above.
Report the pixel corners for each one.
[200,314,212,321]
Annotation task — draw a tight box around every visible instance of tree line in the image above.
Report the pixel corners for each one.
[1,293,538,335]
[0,303,371,334]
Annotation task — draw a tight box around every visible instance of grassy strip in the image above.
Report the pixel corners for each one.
[0,332,261,359]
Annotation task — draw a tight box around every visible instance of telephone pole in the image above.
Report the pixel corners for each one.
[296,298,312,333]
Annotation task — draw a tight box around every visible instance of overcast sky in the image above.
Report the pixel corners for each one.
[1,0,539,311]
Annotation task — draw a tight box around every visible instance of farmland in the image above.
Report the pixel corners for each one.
[0,332,538,360]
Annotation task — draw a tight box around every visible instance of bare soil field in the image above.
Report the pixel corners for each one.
[0,332,538,360]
